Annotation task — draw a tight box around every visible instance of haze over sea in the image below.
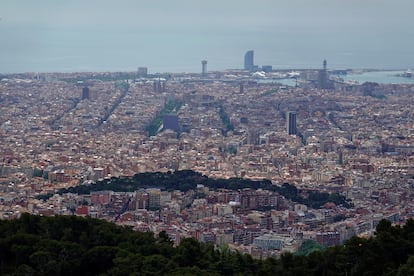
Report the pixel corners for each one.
[1,0,413,74]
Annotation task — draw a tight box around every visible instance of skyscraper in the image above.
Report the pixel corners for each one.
[201,60,207,76]
[287,111,297,135]
[81,86,90,100]
[244,50,254,71]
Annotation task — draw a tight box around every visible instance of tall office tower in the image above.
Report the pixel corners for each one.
[244,50,254,71]
[287,111,297,135]
[201,60,207,76]
[239,82,244,93]
[81,86,90,100]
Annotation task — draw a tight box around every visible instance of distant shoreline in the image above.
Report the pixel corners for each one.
[0,68,412,76]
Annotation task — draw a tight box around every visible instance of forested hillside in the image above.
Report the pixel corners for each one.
[1,214,414,275]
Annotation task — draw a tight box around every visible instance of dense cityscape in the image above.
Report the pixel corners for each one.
[2,0,414,273]
[1,52,413,259]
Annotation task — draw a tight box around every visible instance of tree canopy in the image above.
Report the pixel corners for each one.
[1,214,414,275]
[40,170,352,209]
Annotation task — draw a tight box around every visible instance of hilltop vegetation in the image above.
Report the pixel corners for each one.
[39,170,352,209]
[1,214,414,275]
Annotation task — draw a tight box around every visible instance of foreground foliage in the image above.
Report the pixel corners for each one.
[1,214,414,275]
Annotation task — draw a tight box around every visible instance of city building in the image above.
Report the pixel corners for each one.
[287,111,297,135]
[318,59,330,89]
[163,114,179,133]
[253,234,294,251]
[262,65,273,73]
[147,188,161,209]
[91,191,112,205]
[316,232,341,247]
[244,50,254,71]
[247,128,260,145]
[239,82,244,93]
[154,79,165,92]
[81,86,90,100]
[137,67,148,77]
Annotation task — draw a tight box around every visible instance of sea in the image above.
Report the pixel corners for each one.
[1,24,414,85]
[341,71,414,85]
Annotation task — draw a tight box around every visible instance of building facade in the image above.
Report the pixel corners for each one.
[244,50,254,71]
[287,111,297,135]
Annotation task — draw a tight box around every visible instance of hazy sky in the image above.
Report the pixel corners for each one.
[1,0,413,72]
[2,0,412,29]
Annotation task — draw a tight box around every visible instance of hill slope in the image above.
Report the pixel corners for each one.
[1,214,414,275]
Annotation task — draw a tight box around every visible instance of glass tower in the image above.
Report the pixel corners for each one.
[244,50,254,71]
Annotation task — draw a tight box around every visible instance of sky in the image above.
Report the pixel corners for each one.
[2,0,413,30]
[1,0,413,73]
